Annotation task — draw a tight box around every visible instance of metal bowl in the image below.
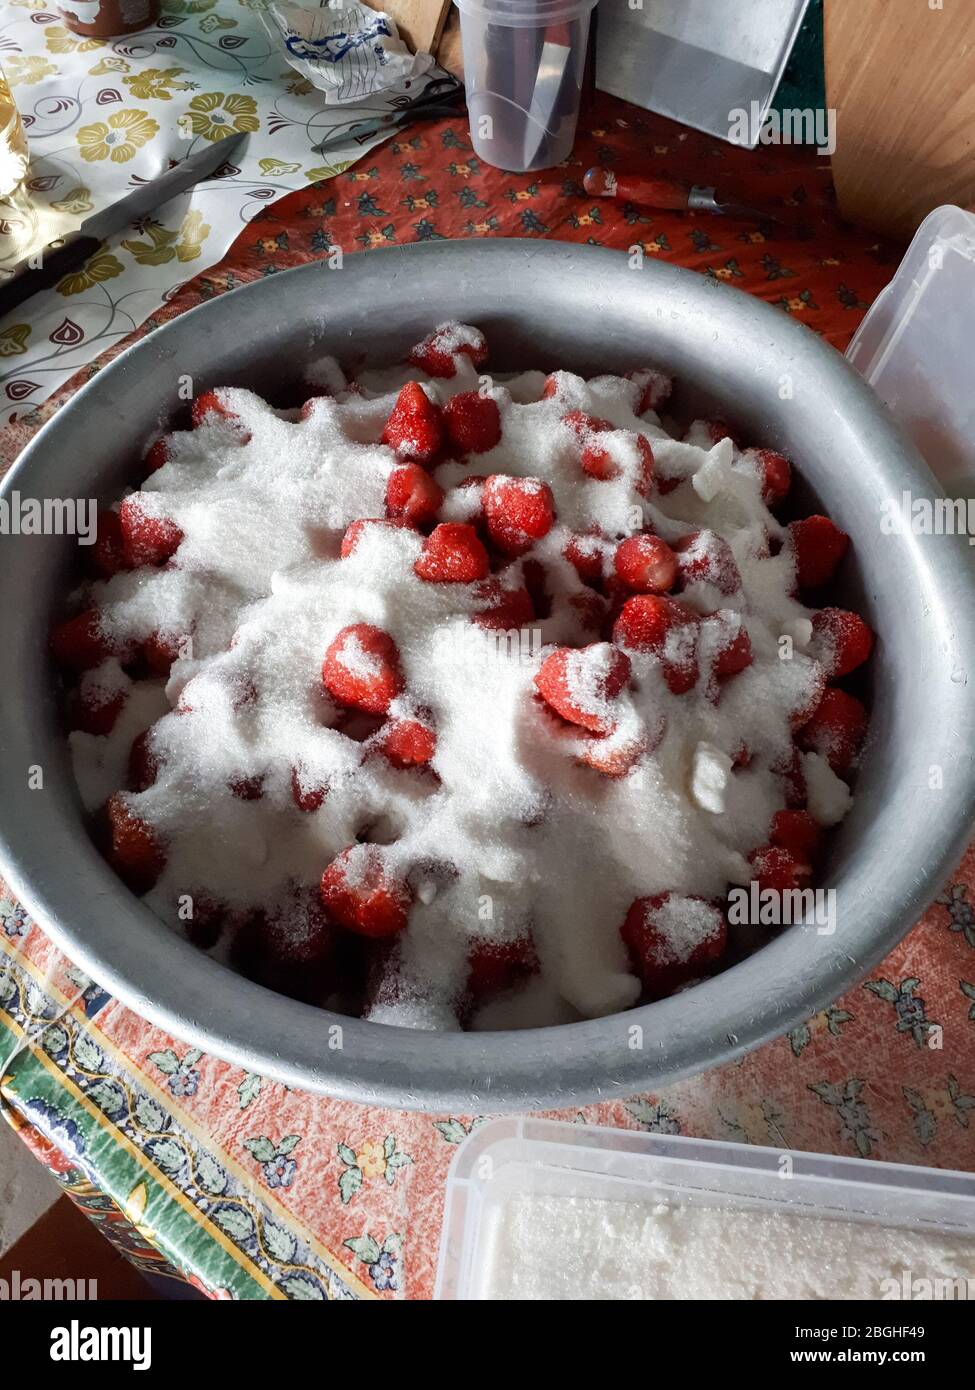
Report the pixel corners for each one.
[1,240,973,1112]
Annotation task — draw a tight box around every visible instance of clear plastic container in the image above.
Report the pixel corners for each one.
[847,204,975,502]
[435,1117,975,1299]
[454,0,598,173]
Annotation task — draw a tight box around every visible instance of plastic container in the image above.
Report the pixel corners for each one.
[847,205,975,503]
[454,0,598,173]
[436,1118,975,1299]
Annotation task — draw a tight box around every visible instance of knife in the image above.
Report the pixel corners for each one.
[0,131,247,320]
[582,166,796,228]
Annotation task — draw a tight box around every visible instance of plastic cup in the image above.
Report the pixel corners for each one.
[454,0,598,173]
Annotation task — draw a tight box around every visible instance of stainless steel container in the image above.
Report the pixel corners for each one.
[1,239,973,1112]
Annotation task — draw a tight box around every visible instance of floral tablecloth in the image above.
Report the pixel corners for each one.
[3,92,975,1301]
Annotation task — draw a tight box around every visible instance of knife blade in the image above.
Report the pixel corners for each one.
[0,131,247,321]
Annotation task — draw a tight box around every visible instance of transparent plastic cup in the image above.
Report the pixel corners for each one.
[454,0,598,173]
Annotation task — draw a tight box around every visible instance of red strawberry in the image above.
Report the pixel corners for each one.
[443,391,502,453]
[534,643,631,735]
[809,607,874,678]
[627,366,673,415]
[340,516,413,558]
[385,463,444,528]
[673,530,741,596]
[119,496,183,567]
[614,534,678,593]
[708,612,753,680]
[375,716,436,769]
[471,580,535,630]
[563,409,613,440]
[789,515,849,589]
[74,684,126,736]
[183,894,229,951]
[685,419,738,448]
[564,532,605,585]
[747,844,810,892]
[774,746,807,809]
[230,774,264,801]
[143,435,173,476]
[621,892,726,998]
[577,731,647,779]
[797,687,867,776]
[747,447,792,507]
[50,609,115,671]
[105,792,165,893]
[322,623,404,714]
[129,730,160,792]
[381,382,445,464]
[141,629,185,676]
[408,322,487,378]
[320,844,411,938]
[291,764,327,813]
[483,475,555,556]
[234,888,336,1002]
[467,935,538,999]
[770,809,822,863]
[613,595,701,694]
[414,522,490,582]
[579,432,653,492]
[190,388,241,430]
[91,510,129,579]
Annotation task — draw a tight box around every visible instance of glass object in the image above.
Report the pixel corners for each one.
[0,67,28,201]
[58,1,161,38]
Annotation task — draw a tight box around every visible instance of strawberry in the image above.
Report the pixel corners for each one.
[797,687,867,776]
[576,732,647,778]
[471,579,535,630]
[621,892,726,998]
[443,391,502,453]
[685,419,738,448]
[320,844,411,938]
[789,515,849,589]
[564,532,605,585]
[143,435,173,476]
[129,730,160,792]
[708,612,753,680]
[484,475,555,555]
[627,366,673,415]
[50,609,115,671]
[770,809,822,863]
[408,322,487,378]
[613,534,678,593]
[105,792,165,893]
[746,447,791,508]
[534,643,631,735]
[563,409,613,440]
[322,623,404,714]
[613,595,701,694]
[385,463,444,528]
[340,516,413,558]
[141,629,185,677]
[375,716,436,769]
[190,388,241,430]
[119,496,183,567]
[381,381,445,464]
[291,764,328,813]
[673,530,741,596]
[91,510,129,579]
[74,684,126,736]
[774,746,807,809]
[230,774,264,801]
[183,894,229,951]
[234,888,336,1002]
[809,607,874,678]
[467,935,538,999]
[747,844,810,892]
[414,522,490,582]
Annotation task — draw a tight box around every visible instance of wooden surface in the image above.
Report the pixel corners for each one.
[825,0,975,238]
[362,0,452,58]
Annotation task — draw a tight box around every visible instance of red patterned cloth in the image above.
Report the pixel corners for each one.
[3,97,974,1302]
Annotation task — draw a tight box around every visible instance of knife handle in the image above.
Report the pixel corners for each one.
[583,167,690,210]
[0,232,102,322]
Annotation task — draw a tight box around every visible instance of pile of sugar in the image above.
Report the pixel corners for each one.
[476,1191,975,1300]
[68,330,853,1028]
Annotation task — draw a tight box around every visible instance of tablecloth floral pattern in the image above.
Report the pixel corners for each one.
[3,92,974,1300]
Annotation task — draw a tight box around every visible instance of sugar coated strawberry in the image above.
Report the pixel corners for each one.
[535,643,631,735]
[143,435,173,476]
[809,607,874,678]
[141,629,185,677]
[414,522,489,582]
[797,687,867,776]
[627,366,673,416]
[381,381,445,464]
[234,888,336,1002]
[613,595,701,694]
[472,580,535,630]
[708,612,753,680]
[105,792,165,893]
[119,496,183,567]
[375,716,436,769]
[291,764,328,813]
[564,532,606,585]
[443,391,502,454]
[322,623,404,714]
[320,844,411,938]
[614,534,677,594]
[744,447,791,508]
[685,419,738,449]
[51,608,116,671]
[563,409,612,440]
[484,475,555,556]
[190,388,240,430]
[129,730,160,792]
[673,530,741,596]
[340,516,413,558]
[789,515,849,589]
[408,322,487,379]
[467,935,538,998]
[576,730,648,779]
[74,684,126,737]
[748,844,810,892]
[769,809,822,863]
[385,463,444,528]
[621,892,726,998]
[91,510,129,579]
